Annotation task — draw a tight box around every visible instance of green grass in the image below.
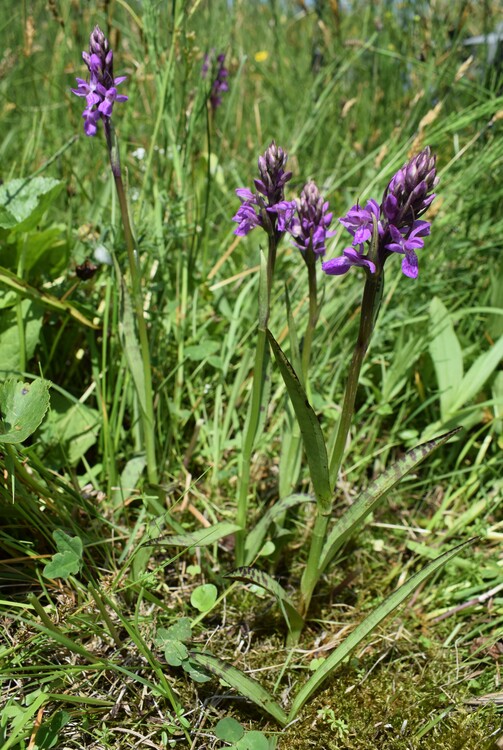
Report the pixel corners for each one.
[1,0,502,748]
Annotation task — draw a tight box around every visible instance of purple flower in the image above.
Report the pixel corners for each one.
[323,148,437,279]
[322,246,376,276]
[382,147,437,228]
[202,50,229,111]
[287,182,335,257]
[232,142,292,237]
[384,220,431,279]
[72,25,128,137]
[339,199,381,245]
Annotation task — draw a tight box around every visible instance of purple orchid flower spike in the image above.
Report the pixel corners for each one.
[72,25,128,136]
[202,50,229,111]
[233,141,293,239]
[287,181,336,258]
[323,147,437,280]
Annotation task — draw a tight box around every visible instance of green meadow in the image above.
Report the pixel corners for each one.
[0,1,502,748]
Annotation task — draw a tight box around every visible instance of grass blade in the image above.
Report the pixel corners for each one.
[288,538,476,721]
[147,521,240,548]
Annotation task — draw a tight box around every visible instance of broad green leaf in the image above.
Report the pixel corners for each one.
[288,538,475,721]
[0,299,44,372]
[191,584,218,612]
[0,377,51,443]
[43,530,83,580]
[150,521,240,548]
[446,334,503,416]
[245,493,312,563]
[429,297,464,419]
[189,651,288,725]
[185,340,221,361]
[214,717,244,742]
[38,393,99,465]
[319,428,460,573]
[0,177,63,233]
[166,618,192,643]
[267,330,331,511]
[227,566,304,634]
[237,731,270,750]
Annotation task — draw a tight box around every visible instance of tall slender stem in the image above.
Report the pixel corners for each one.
[235,231,277,566]
[105,122,158,485]
[301,248,319,383]
[328,271,383,488]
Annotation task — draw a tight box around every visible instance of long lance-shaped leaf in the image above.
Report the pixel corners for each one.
[226,566,304,634]
[143,521,241,549]
[267,329,331,511]
[288,537,475,721]
[189,650,288,725]
[0,265,98,329]
[245,493,313,563]
[319,428,461,573]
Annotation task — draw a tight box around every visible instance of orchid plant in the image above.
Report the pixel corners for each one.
[184,142,473,722]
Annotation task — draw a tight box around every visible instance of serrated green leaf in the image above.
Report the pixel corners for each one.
[150,522,240,548]
[189,651,288,725]
[267,330,331,511]
[227,566,304,634]
[0,177,63,232]
[0,377,51,443]
[43,530,83,580]
[191,584,218,612]
[288,538,476,721]
[318,428,461,573]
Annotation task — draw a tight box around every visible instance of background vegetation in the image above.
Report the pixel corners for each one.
[0,0,502,748]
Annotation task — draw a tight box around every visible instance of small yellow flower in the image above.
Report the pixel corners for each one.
[254,50,269,63]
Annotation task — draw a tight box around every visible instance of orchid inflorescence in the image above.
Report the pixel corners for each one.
[201,50,229,111]
[72,25,128,137]
[234,143,437,279]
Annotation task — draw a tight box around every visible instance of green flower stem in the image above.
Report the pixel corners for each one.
[301,247,319,384]
[298,270,383,621]
[235,232,277,566]
[105,122,158,485]
[328,271,383,488]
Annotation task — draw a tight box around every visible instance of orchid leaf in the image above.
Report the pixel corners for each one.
[227,566,304,633]
[267,330,331,511]
[189,650,288,725]
[319,428,461,573]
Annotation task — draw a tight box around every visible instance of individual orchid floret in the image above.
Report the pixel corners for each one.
[232,141,292,237]
[288,181,336,257]
[384,220,431,279]
[322,246,376,276]
[72,25,128,137]
[339,199,381,245]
